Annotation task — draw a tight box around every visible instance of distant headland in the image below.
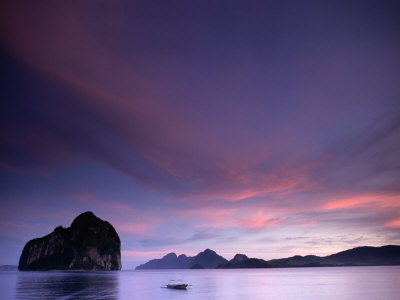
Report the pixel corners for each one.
[136,245,400,269]
[18,212,121,271]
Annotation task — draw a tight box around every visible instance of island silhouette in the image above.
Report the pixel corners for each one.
[16,212,400,271]
[136,245,400,269]
[18,212,121,271]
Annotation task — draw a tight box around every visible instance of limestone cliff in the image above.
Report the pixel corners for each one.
[18,212,121,270]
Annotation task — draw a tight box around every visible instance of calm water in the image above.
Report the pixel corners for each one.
[1,266,399,299]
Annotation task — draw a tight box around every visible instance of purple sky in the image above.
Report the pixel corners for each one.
[1,0,399,268]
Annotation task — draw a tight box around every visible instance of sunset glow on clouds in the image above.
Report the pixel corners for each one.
[0,0,399,268]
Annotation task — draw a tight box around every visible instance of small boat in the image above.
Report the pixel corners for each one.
[166,284,189,290]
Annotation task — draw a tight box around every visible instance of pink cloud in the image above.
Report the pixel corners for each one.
[1,1,334,205]
[385,219,400,228]
[323,194,400,211]
[175,206,285,230]
[114,222,154,237]
[240,210,284,229]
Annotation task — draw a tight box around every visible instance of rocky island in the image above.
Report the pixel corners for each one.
[136,245,400,269]
[18,211,121,271]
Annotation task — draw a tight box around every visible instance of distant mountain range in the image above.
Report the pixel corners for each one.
[136,249,227,269]
[135,245,400,269]
[0,265,18,271]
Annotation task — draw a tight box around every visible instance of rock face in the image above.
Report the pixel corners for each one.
[231,254,248,262]
[18,212,121,271]
[191,249,228,269]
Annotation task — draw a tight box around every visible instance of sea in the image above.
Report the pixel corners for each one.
[1,266,399,299]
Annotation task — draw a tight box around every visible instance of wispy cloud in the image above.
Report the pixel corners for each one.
[1,0,399,267]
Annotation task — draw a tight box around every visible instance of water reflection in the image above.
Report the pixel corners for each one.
[10,267,400,300]
[16,271,119,299]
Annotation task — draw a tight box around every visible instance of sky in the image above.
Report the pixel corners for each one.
[0,0,399,269]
